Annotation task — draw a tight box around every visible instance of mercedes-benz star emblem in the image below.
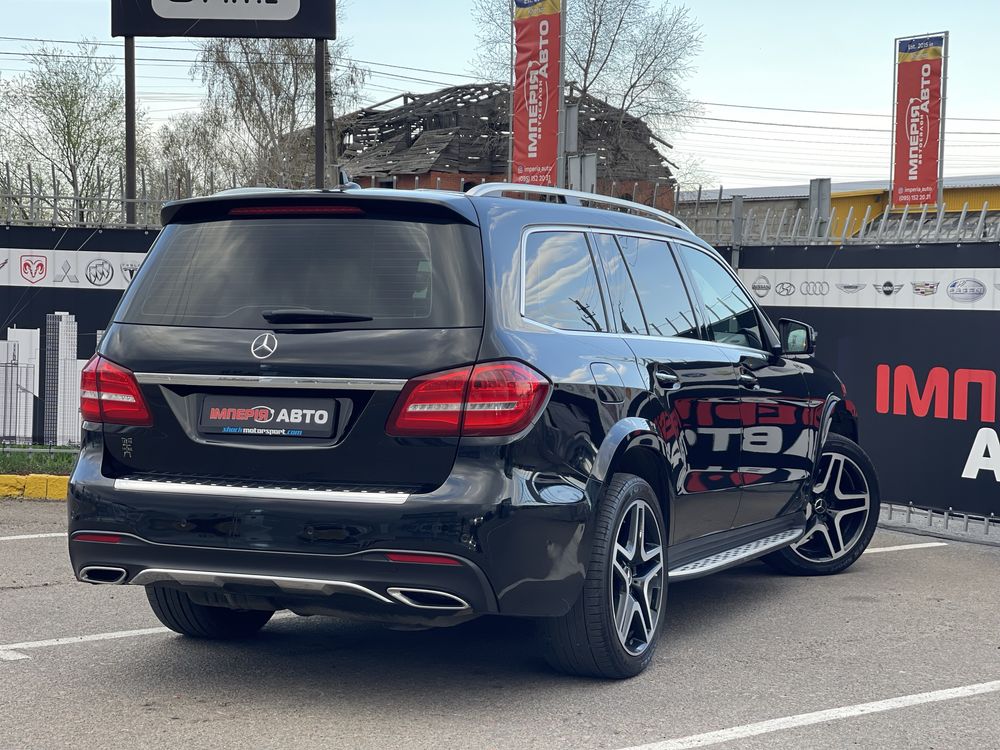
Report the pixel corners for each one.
[251,333,278,360]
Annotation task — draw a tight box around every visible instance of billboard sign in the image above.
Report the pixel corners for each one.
[511,0,563,186]
[891,34,947,206]
[112,0,336,39]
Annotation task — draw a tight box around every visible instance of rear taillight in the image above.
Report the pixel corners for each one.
[387,361,550,438]
[80,355,153,427]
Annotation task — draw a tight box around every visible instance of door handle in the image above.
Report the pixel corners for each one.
[738,372,760,390]
[654,368,682,390]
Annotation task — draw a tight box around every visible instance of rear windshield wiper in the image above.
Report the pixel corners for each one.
[262,308,374,324]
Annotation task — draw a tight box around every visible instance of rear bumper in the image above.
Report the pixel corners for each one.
[68,436,594,619]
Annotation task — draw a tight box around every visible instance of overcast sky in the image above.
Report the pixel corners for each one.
[3,0,999,188]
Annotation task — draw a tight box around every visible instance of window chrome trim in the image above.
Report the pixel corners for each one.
[114,478,409,504]
[134,373,406,391]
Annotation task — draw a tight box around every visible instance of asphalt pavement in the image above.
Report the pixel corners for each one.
[1,499,998,750]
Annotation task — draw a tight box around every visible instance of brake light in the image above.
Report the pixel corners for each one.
[80,355,153,427]
[386,361,550,437]
[228,205,364,217]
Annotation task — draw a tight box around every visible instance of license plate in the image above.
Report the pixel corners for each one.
[199,396,336,438]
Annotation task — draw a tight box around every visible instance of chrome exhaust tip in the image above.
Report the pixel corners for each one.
[79,566,128,585]
[386,587,470,611]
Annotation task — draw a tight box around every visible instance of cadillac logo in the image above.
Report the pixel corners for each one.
[251,333,278,360]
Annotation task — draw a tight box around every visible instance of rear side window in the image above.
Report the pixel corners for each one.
[592,234,647,335]
[616,236,698,339]
[523,231,608,333]
[115,217,484,329]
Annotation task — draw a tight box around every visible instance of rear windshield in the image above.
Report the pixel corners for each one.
[115,216,484,329]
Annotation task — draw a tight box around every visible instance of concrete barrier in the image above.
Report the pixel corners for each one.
[0,475,69,501]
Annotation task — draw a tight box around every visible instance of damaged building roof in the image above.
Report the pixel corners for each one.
[336,82,675,182]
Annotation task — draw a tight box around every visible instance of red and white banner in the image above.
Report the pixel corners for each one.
[891,34,947,206]
[512,0,562,186]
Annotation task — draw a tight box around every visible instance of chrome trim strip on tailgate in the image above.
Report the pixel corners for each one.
[129,568,393,603]
[134,373,406,391]
[113,478,410,504]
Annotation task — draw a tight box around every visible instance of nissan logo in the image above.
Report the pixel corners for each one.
[799,282,829,295]
[751,276,771,298]
[775,282,796,296]
[251,333,278,360]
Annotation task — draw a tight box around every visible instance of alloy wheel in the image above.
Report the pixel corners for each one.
[610,498,665,656]
[792,451,871,563]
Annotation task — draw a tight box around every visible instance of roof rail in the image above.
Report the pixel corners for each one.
[466,183,691,233]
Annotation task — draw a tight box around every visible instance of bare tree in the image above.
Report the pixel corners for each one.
[0,42,149,221]
[472,0,702,127]
[194,32,367,188]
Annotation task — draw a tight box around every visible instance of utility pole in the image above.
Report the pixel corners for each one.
[324,40,339,185]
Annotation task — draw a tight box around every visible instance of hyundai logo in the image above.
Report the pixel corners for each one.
[251,333,278,360]
[775,282,796,297]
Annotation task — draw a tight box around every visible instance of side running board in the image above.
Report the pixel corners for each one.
[668,528,804,581]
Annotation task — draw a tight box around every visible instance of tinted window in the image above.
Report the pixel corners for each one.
[593,234,647,335]
[616,236,697,338]
[524,232,607,332]
[116,218,484,329]
[678,245,765,350]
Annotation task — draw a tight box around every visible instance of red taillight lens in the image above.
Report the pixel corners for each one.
[384,552,461,566]
[462,362,550,436]
[73,533,122,544]
[386,361,550,438]
[79,355,153,427]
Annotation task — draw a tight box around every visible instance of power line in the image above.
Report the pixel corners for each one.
[696,100,1000,123]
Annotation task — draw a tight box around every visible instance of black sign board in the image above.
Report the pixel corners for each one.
[112,0,336,39]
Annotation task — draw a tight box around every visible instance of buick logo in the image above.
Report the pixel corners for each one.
[877,281,903,297]
[86,259,114,286]
[251,333,278,360]
[799,282,829,295]
[947,278,986,303]
[775,282,796,297]
[836,283,866,294]
[751,276,771,298]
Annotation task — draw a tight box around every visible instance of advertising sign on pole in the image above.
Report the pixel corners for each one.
[111,0,336,39]
[511,0,563,186]
[891,33,947,207]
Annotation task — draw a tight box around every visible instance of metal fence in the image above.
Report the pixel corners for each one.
[675,198,1000,248]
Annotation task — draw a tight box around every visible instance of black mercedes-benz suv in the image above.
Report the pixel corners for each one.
[69,184,879,678]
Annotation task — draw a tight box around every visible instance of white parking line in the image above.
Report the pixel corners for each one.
[863,542,948,554]
[0,532,67,542]
[617,680,1000,750]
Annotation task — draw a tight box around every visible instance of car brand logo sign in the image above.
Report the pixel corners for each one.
[121,262,140,283]
[836,283,866,294]
[251,333,278,360]
[775,282,796,296]
[876,281,904,297]
[911,282,939,297]
[947,278,986,303]
[751,276,771,298]
[20,255,47,284]
[152,0,301,22]
[0,259,7,272]
[86,259,114,287]
[54,260,80,284]
[799,282,829,295]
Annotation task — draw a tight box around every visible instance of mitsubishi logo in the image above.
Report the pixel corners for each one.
[251,333,278,360]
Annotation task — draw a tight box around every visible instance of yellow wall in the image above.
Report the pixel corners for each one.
[830,186,1000,237]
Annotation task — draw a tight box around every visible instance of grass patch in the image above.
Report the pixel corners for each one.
[0,447,78,476]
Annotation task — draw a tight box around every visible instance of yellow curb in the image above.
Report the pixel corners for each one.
[0,474,69,500]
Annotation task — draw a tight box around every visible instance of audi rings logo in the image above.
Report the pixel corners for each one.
[251,333,278,360]
[775,282,796,297]
[799,282,829,296]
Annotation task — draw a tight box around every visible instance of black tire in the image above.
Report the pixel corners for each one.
[763,434,880,576]
[146,586,274,639]
[540,473,667,679]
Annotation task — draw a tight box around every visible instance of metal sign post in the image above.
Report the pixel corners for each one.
[111,0,338,203]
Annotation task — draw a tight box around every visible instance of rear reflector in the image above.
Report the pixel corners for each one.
[384,552,461,566]
[73,533,122,544]
[228,205,364,217]
[80,355,153,427]
[386,361,550,438]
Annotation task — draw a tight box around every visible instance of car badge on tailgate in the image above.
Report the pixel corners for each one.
[251,333,278,360]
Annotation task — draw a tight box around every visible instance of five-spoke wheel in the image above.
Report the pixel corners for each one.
[611,498,665,656]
